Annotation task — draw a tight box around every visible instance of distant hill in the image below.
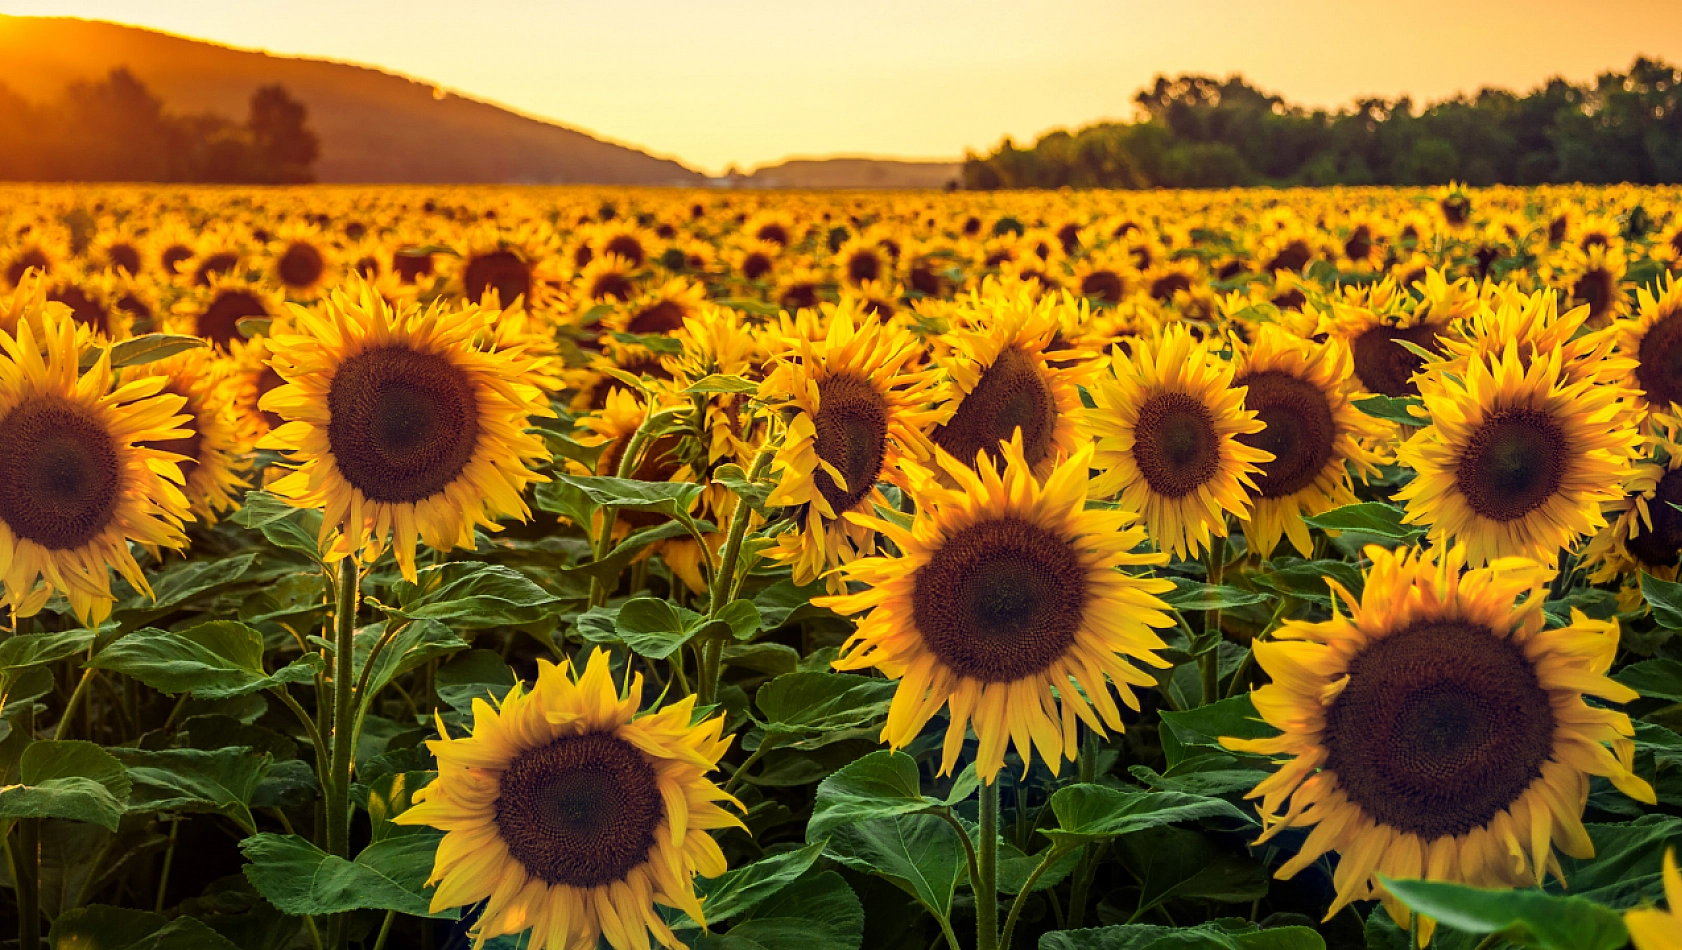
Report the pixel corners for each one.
[0,15,706,185]
[740,158,963,189]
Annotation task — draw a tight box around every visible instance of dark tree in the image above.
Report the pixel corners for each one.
[247,85,319,184]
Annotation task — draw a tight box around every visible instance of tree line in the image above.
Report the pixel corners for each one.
[0,68,319,183]
[963,57,1682,189]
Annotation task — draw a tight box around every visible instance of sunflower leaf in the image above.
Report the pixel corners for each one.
[673,842,825,930]
[387,562,563,628]
[1639,571,1682,629]
[1043,782,1253,847]
[685,373,760,395]
[750,672,897,752]
[89,622,323,700]
[691,869,864,950]
[1377,876,1628,950]
[0,741,132,830]
[1352,394,1426,427]
[1165,580,1270,612]
[48,905,241,950]
[1615,658,1682,703]
[239,832,458,919]
[1301,502,1424,542]
[808,751,976,842]
[1040,918,1325,949]
[232,491,326,563]
[825,814,965,921]
[79,333,205,371]
[112,746,271,834]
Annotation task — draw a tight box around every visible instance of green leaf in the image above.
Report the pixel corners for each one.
[1617,658,1682,703]
[388,562,561,628]
[1641,571,1682,629]
[1043,783,1252,847]
[113,747,271,833]
[1377,876,1627,950]
[0,629,95,670]
[753,578,834,630]
[997,842,1082,895]
[826,815,965,920]
[713,463,772,514]
[99,333,207,370]
[361,619,471,703]
[124,553,259,615]
[49,905,242,950]
[90,622,323,699]
[1165,580,1270,612]
[576,600,702,660]
[674,842,825,930]
[0,741,132,830]
[1352,394,1425,427]
[685,373,760,395]
[692,870,864,950]
[752,672,897,751]
[232,491,326,562]
[433,649,517,715]
[1039,918,1325,949]
[550,473,704,524]
[1115,826,1269,914]
[559,519,703,587]
[239,832,457,919]
[1561,816,1682,907]
[362,770,435,842]
[808,750,977,842]
[1301,502,1425,542]
[1157,694,1276,769]
[1251,558,1362,607]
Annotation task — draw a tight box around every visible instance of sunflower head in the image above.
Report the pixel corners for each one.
[820,435,1175,782]
[258,281,554,579]
[0,306,190,623]
[1085,323,1270,561]
[1223,544,1654,943]
[396,648,741,950]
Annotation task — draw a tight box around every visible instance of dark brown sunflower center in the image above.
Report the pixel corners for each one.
[107,243,141,276]
[591,272,635,303]
[1344,226,1373,261]
[932,346,1056,469]
[193,252,238,287]
[494,732,662,888]
[1149,272,1191,301]
[1635,309,1682,411]
[326,347,480,503]
[464,250,531,305]
[812,374,889,515]
[626,299,687,335]
[755,223,790,247]
[1080,270,1125,304]
[847,250,881,284]
[912,517,1087,683]
[1349,323,1440,397]
[198,291,268,350]
[49,286,110,335]
[1454,409,1566,522]
[1626,468,1682,569]
[1574,269,1616,321]
[1266,241,1312,274]
[742,253,773,281]
[1132,391,1220,498]
[160,245,192,275]
[603,235,646,267]
[0,396,122,550]
[277,242,325,289]
[1324,619,1556,839]
[393,248,435,284]
[1235,371,1336,498]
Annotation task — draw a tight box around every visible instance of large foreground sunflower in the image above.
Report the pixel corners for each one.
[0,302,190,623]
[762,302,943,589]
[1232,325,1388,557]
[1223,545,1654,944]
[1085,324,1271,561]
[1395,344,1638,565]
[259,282,553,579]
[820,436,1175,782]
[396,649,740,950]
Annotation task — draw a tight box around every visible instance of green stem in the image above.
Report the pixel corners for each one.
[54,664,97,741]
[709,442,776,616]
[154,818,178,913]
[976,780,1001,950]
[1001,846,1069,950]
[1201,535,1227,706]
[935,810,980,903]
[1067,845,1098,930]
[326,558,359,950]
[9,818,39,950]
[371,910,396,950]
[1078,725,1098,784]
[721,745,769,797]
[591,407,686,607]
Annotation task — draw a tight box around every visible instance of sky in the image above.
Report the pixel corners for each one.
[2,0,1680,175]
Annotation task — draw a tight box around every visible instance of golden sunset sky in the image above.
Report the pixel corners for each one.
[2,0,1679,175]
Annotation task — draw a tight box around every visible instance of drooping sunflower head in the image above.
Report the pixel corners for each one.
[761,300,943,588]
[124,348,250,525]
[1232,324,1390,557]
[395,648,741,950]
[1224,544,1654,943]
[1395,343,1639,566]
[258,281,555,580]
[1084,323,1270,561]
[928,285,1092,478]
[0,307,190,623]
[820,436,1175,782]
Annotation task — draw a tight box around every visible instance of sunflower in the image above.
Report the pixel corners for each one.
[258,282,554,580]
[1085,323,1270,561]
[1614,272,1682,418]
[0,303,190,623]
[175,276,283,352]
[1232,325,1389,557]
[125,348,250,524]
[1626,849,1681,950]
[395,648,740,950]
[819,436,1175,782]
[928,286,1091,478]
[1395,344,1638,566]
[1581,414,1682,602]
[609,278,707,337]
[1222,544,1654,944]
[762,301,943,589]
[268,223,334,298]
[1322,294,1447,398]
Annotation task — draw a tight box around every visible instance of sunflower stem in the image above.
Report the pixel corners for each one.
[325,557,359,950]
[1001,845,1069,950]
[976,780,1001,950]
[1201,535,1227,706]
[54,661,96,741]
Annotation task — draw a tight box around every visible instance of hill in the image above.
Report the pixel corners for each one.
[741,158,962,189]
[0,15,705,185]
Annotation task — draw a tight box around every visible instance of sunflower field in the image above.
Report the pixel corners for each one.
[0,182,1680,950]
